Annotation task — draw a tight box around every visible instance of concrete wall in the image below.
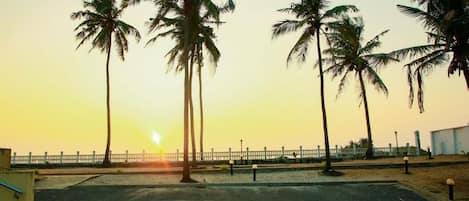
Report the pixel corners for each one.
[0,149,11,170]
[431,125,469,155]
[0,171,34,201]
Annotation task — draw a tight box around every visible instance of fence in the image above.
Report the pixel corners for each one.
[11,143,418,166]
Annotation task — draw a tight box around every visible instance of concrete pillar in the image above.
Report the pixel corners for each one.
[12,152,16,165]
[125,150,129,163]
[389,143,392,156]
[335,145,339,158]
[60,151,64,164]
[317,145,321,158]
[28,152,32,165]
[44,152,48,164]
[264,146,267,160]
[92,151,95,164]
[76,151,80,163]
[415,130,421,156]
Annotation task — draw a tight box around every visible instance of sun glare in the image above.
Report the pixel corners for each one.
[152,132,161,145]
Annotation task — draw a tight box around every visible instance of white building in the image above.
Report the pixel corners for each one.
[430,124,469,155]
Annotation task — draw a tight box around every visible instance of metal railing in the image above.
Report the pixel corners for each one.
[11,144,418,166]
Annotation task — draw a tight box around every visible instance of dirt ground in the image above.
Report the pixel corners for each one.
[340,156,469,201]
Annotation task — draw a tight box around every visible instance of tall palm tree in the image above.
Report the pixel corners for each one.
[272,0,357,173]
[323,16,398,159]
[123,0,233,182]
[391,0,469,112]
[71,0,141,167]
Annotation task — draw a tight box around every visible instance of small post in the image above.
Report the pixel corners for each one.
[28,152,32,165]
[403,156,409,174]
[60,151,64,164]
[335,145,339,158]
[229,147,232,160]
[92,150,96,164]
[389,143,392,156]
[12,152,16,165]
[281,146,285,156]
[44,152,48,164]
[353,144,357,157]
[76,151,80,164]
[447,178,455,201]
[211,148,214,161]
[264,146,267,161]
[252,164,258,181]
[317,145,321,158]
[229,160,234,176]
[427,147,433,160]
[300,146,303,162]
[125,150,129,163]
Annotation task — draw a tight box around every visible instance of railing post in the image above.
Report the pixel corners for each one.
[211,148,214,161]
[246,147,249,162]
[335,145,339,158]
[60,151,64,164]
[76,151,80,164]
[317,145,321,158]
[300,146,303,162]
[92,150,95,164]
[389,144,392,156]
[12,152,16,165]
[28,152,32,165]
[281,146,285,156]
[353,144,357,156]
[406,143,410,156]
[142,150,145,162]
[176,149,179,161]
[125,150,129,163]
[228,147,232,160]
[264,146,267,160]
[44,152,48,164]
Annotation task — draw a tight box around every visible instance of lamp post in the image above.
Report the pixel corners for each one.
[240,139,243,163]
[395,131,399,156]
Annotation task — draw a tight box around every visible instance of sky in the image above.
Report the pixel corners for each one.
[1,0,468,155]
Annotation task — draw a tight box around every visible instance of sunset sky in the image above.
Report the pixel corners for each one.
[1,0,468,155]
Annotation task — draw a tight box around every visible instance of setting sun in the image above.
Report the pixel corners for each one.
[152,132,161,145]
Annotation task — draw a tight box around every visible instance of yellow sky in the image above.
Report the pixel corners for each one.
[1,0,468,155]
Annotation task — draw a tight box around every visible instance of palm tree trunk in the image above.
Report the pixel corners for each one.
[189,53,197,166]
[316,28,332,172]
[198,64,204,161]
[103,34,112,168]
[181,0,194,183]
[359,71,374,159]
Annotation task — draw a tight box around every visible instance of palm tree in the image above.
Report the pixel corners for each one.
[71,0,141,167]
[391,0,469,112]
[272,0,357,173]
[123,0,233,182]
[323,16,398,159]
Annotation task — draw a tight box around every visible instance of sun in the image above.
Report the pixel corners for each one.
[152,132,161,145]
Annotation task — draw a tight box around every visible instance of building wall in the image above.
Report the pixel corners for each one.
[431,126,469,155]
[0,171,34,201]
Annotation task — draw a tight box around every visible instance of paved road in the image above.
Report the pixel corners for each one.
[36,183,427,201]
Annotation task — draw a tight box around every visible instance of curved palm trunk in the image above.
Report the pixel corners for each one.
[359,71,374,159]
[198,65,204,161]
[316,28,332,172]
[103,34,112,167]
[189,53,197,166]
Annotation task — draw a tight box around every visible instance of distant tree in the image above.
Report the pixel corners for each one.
[392,0,469,112]
[272,0,357,173]
[323,16,398,159]
[71,0,140,167]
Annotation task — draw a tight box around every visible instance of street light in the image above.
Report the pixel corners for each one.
[240,139,243,162]
[395,131,399,156]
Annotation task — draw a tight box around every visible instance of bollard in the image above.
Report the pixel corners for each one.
[447,178,455,201]
[427,147,433,160]
[229,160,234,176]
[44,152,48,164]
[252,164,258,181]
[264,146,267,161]
[403,156,409,174]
